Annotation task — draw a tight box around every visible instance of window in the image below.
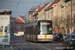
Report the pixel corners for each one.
[68,3,71,6]
[71,35,75,38]
[40,22,52,34]
[74,14,75,23]
[51,11,53,17]
[0,26,3,32]
[4,26,7,32]
[65,35,70,40]
[74,0,75,3]
[36,25,40,34]
[67,15,70,25]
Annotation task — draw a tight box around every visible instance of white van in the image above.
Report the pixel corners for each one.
[14,32,24,37]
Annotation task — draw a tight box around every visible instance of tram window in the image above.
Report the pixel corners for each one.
[36,25,40,34]
[4,26,7,32]
[0,26,3,32]
[32,26,33,33]
[47,24,52,30]
[40,22,52,34]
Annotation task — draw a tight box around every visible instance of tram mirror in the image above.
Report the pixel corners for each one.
[37,30,41,33]
[39,30,41,32]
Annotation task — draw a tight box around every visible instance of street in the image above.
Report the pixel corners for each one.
[10,36,63,50]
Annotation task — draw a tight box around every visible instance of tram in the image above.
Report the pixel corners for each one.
[24,19,53,42]
[0,9,12,50]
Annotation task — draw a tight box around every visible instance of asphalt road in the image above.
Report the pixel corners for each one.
[10,36,63,50]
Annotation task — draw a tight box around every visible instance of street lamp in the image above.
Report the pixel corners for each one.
[71,0,72,34]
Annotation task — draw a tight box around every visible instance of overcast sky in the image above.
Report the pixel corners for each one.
[0,0,54,18]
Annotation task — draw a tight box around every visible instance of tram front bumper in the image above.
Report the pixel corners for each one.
[38,38,53,42]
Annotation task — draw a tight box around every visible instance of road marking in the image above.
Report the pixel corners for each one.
[30,43,51,50]
[41,46,51,50]
[16,46,24,50]
[16,41,35,50]
[18,41,27,45]
[11,41,24,50]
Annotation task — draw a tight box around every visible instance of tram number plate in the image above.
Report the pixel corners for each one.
[44,35,47,39]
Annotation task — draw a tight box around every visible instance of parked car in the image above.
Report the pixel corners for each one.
[62,34,67,41]
[72,32,75,34]
[10,32,14,36]
[53,33,57,36]
[53,33,63,42]
[63,34,75,50]
[14,32,24,37]
[53,33,59,41]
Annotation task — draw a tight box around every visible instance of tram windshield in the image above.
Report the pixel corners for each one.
[39,21,52,34]
[0,26,3,32]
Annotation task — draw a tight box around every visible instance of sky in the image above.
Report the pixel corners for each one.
[0,0,54,18]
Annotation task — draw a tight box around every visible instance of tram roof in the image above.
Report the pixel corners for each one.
[25,18,52,23]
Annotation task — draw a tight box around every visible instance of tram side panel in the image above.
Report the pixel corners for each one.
[33,24,37,42]
[0,15,11,49]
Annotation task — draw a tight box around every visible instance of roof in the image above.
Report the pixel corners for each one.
[48,0,60,8]
[36,6,41,9]
[37,6,41,9]
[19,15,25,21]
[15,15,25,23]
[34,6,41,11]
[38,2,50,12]
[15,19,24,23]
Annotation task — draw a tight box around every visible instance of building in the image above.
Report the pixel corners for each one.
[45,0,61,33]
[28,6,36,21]
[28,6,41,20]
[15,15,26,32]
[33,6,41,19]
[63,0,75,34]
[44,0,75,34]
[10,16,15,33]
[28,2,51,20]
[38,2,51,19]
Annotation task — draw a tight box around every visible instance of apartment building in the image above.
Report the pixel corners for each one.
[38,2,51,19]
[44,0,75,34]
[28,2,51,20]
[15,15,26,32]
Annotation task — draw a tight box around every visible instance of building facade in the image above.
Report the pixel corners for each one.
[44,0,75,34]
[14,15,26,32]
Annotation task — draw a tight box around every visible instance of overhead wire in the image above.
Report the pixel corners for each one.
[9,0,53,15]
[13,0,21,14]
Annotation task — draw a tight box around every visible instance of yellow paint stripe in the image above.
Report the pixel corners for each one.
[44,35,47,39]
[0,32,3,35]
[5,32,8,35]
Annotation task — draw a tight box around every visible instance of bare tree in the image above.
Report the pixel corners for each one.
[62,15,74,33]
[53,16,61,33]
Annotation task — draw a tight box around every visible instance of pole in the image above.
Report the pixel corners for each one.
[19,22,20,31]
[71,0,72,34]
